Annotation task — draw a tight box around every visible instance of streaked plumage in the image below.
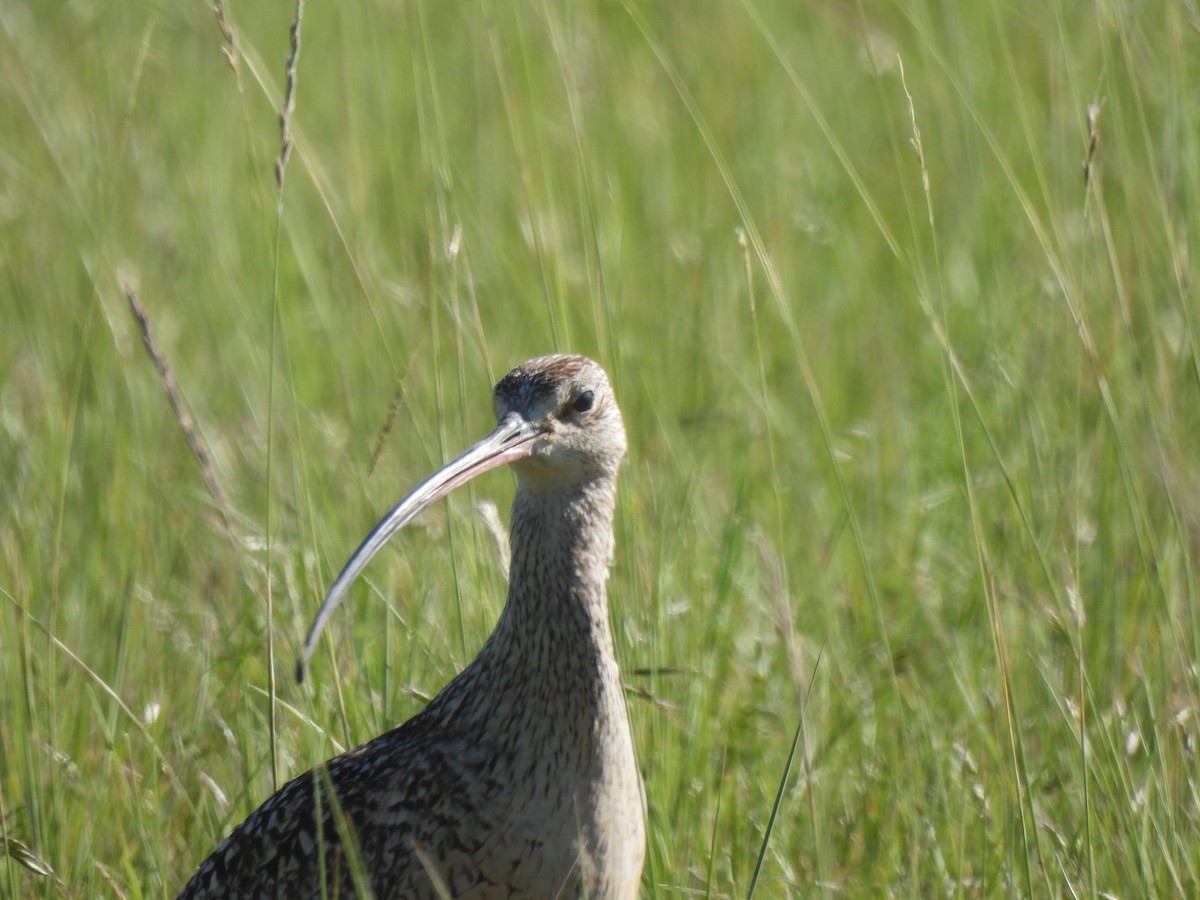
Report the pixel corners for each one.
[178,355,644,899]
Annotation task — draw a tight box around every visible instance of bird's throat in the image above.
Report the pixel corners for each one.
[499,475,620,665]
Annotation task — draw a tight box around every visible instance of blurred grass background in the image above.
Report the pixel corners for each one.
[1,0,1197,896]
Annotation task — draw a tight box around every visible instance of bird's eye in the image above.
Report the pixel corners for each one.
[572,390,595,414]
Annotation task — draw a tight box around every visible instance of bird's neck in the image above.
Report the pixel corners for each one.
[427,472,628,744]
[496,474,620,667]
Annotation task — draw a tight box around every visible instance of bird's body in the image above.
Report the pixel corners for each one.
[179,355,644,899]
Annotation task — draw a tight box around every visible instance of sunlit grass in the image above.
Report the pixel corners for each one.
[1,0,1196,896]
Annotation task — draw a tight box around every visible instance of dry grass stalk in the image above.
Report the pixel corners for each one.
[212,1,237,72]
[368,377,406,476]
[124,285,238,543]
[275,0,305,193]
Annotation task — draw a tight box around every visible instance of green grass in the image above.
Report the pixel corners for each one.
[2,0,1198,896]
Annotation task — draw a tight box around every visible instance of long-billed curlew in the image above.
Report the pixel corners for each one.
[178,355,645,899]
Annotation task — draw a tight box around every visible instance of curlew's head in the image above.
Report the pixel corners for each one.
[296,355,624,681]
[493,354,626,486]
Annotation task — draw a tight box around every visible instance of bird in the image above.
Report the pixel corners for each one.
[178,354,645,899]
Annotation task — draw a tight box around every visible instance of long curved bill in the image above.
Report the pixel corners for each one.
[296,413,539,682]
